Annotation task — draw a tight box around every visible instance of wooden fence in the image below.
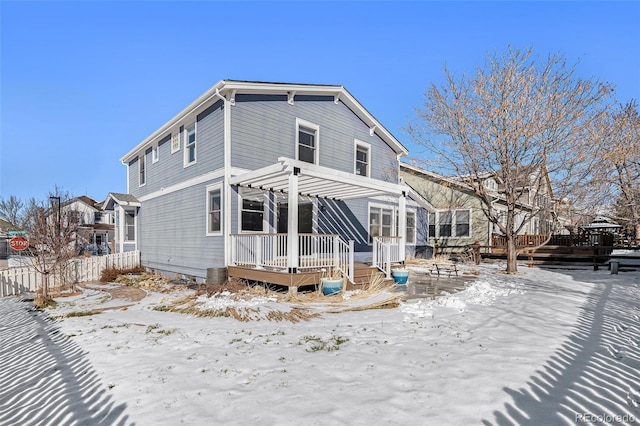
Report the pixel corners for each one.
[0,251,141,298]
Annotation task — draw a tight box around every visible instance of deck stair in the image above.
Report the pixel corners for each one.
[346,261,395,290]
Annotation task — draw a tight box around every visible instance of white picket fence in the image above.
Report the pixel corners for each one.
[0,251,141,298]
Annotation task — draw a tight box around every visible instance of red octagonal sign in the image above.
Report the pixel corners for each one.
[9,236,29,251]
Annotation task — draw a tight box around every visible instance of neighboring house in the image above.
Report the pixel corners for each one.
[401,163,567,253]
[65,196,115,255]
[0,218,15,264]
[105,80,431,286]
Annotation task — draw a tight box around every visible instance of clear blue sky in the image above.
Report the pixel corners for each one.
[1,1,638,202]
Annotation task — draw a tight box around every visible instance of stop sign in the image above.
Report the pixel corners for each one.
[9,236,29,251]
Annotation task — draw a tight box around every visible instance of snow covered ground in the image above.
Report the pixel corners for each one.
[1,259,639,425]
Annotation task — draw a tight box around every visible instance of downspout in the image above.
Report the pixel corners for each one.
[213,89,233,267]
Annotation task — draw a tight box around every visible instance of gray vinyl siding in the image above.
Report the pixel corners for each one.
[138,178,226,279]
[128,100,224,198]
[230,95,399,182]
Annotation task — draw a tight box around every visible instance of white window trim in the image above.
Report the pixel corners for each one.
[295,118,320,165]
[206,182,223,236]
[354,139,371,177]
[430,209,472,238]
[138,155,146,187]
[237,189,268,234]
[123,209,137,242]
[405,210,417,245]
[171,132,180,154]
[152,145,159,163]
[367,202,417,245]
[183,122,197,168]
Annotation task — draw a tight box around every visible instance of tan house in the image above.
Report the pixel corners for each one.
[400,163,567,254]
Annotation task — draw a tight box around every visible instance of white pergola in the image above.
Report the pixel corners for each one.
[229,157,408,272]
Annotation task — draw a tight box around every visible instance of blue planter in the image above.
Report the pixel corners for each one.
[391,269,409,284]
[321,278,343,296]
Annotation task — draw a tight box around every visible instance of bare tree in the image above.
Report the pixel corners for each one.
[2,188,82,305]
[597,100,640,244]
[0,195,24,226]
[407,48,613,273]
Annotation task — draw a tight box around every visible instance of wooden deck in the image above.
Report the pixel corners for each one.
[228,262,390,291]
[227,266,324,288]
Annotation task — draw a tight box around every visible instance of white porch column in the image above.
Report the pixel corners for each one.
[398,191,407,263]
[117,206,125,254]
[287,169,300,273]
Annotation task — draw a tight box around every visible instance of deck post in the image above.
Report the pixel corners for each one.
[287,170,299,273]
[348,240,354,282]
[333,236,339,269]
[398,192,407,263]
[255,235,261,269]
[385,241,391,279]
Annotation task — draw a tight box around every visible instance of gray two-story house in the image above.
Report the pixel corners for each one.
[105,80,430,288]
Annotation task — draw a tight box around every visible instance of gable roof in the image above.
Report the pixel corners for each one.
[103,192,141,210]
[121,80,408,164]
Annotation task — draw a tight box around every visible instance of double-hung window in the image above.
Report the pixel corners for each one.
[455,210,470,237]
[369,206,392,243]
[124,211,136,242]
[355,141,370,177]
[371,205,417,244]
[206,184,222,235]
[296,119,319,164]
[241,192,265,232]
[184,124,196,166]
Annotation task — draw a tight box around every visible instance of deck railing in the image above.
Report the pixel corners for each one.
[492,233,615,248]
[230,233,354,282]
[372,236,403,278]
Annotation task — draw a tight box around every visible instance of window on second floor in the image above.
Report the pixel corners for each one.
[355,141,370,177]
[184,124,196,166]
[139,155,146,186]
[152,145,159,163]
[296,118,319,165]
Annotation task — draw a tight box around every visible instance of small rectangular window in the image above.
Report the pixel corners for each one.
[355,142,370,177]
[298,127,316,164]
[185,124,196,166]
[152,145,159,163]
[207,187,222,234]
[139,155,146,186]
[171,133,180,153]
